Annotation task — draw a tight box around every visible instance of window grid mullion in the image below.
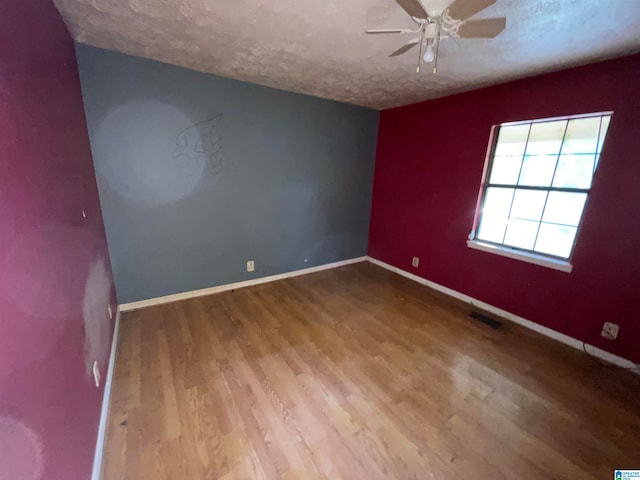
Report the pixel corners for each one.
[531,192,549,252]
[486,184,590,193]
[501,122,533,244]
[508,215,577,229]
[548,119,571,187]
[533,119,571,251]
[514,122,534,186]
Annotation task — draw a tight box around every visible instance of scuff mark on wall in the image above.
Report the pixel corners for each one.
[82,256,113,380]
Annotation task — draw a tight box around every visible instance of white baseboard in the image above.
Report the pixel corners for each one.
[119,257,367,312]
[366,256,638,372]
[91,308,121,480]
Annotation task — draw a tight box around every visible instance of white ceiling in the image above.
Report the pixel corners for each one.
[54,0,640,110]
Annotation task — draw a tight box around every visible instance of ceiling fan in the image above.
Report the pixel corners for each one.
[366,0,506,74]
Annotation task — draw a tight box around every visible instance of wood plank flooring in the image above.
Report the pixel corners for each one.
[103,262,640,479]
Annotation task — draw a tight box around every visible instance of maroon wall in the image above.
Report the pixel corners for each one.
[0,1,116,479]
[369,53,640,364]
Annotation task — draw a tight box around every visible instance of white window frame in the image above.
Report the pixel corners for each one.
[468,111,613,273]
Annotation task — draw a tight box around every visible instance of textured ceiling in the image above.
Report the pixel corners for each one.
[53,0,640,110]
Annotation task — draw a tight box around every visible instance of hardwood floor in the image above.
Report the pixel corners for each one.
[103,262,640,479]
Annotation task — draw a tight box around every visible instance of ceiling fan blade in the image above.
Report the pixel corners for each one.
[457,17,506,38]
[366,29,409,34]
[446,0,497,21]
[389,38,420,57]
[395,0,428,19]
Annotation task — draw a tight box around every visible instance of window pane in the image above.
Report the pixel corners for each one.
[525,120,566,155]
[510,189,547,221]
[542,192,587,226]
[478,216,508,243]
[534,223,577,258]
[489,156,522,184]
[518,155,557,187]
[552,154,595,189]
[504,219,539,250]
[495,124,530,156]
[477,187,513,243]
[561,117,600,154]
[597,115,611,153]
[483,187,514,218]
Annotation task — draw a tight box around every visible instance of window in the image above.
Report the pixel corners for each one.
[469,112,612,271]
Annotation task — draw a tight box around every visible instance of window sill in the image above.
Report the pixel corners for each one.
[467,240,573,273]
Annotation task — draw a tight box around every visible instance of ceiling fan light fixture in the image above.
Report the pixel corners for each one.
[423,43,435,63]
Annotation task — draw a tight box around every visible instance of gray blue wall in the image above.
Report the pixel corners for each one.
[75,45,379,303]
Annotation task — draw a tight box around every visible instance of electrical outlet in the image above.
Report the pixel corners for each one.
[601,322,619,340]
[107,304,112,320]
[92,360,101,388]
[247,260,255,272]
[412,257,419,268]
